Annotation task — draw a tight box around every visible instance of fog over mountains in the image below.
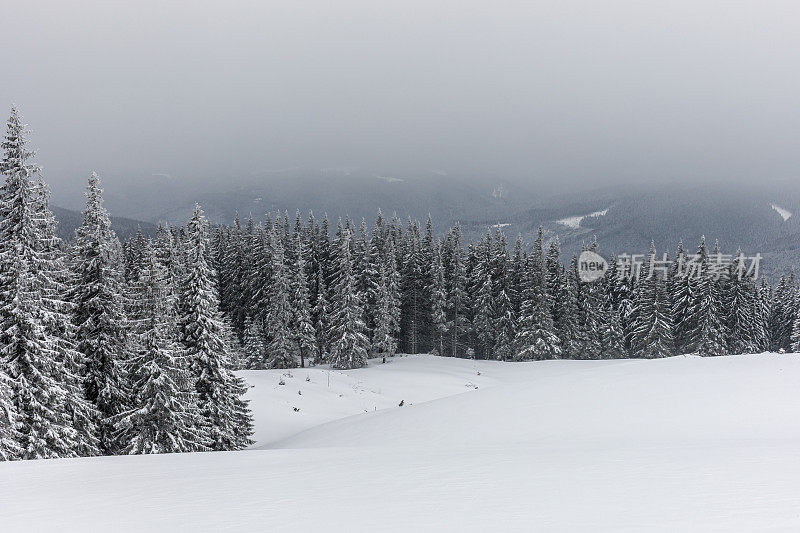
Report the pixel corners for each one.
[51,171,800,280]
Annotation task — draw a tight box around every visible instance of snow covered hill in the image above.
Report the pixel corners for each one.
[241,356,501,446]
[555,208,609,229]
[3,354,800,532]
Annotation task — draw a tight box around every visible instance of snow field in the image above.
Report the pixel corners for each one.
[3,353,800,532]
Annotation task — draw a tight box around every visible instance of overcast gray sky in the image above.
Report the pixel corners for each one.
[2,0,799,202]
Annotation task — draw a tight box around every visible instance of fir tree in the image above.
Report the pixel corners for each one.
[248,222,273,327]
[598,303,626,359]
[243,315,266,369]
[574,238,603,359]
[385,237,403,347]
[0,369,20,460]
[515,255,562,361]
[490,229,516,360]
[400,221,424,353]
[754,278,771,352]
[328,225,369,369]
[726,251,758,355]
[290,233,316,368]
[372,259,398,362]
[430,243,448,356]
[312,261,331,363]
[471,235,495,359]
[771,274,795,352]
[558,256,587,358]
[510,235,526,317]
[686,237,728,356]
[115,245,207,454]
[599,255,627,359]
[35,174,100,457]
[264,236,298,369]
[179,205,253,451]
[630,244,673,358]
[0,106,78,459]
[71,171,129,454]
[669,240,693,355]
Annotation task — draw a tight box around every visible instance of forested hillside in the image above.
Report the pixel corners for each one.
[4,107,800,462]
[94,170,800,281]
[51,205,156,241]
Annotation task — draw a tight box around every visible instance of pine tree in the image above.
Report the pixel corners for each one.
[630,244,673,358]
[490,229,516,361]
[328,225,370,369]
[311,261,331,363]
[790,286,800,353]
[0,368,20,460]
[385,237,403,349]
[599,255,627,359]
[515,255,562,361]
[510,235,526,317]
[584,239,605,359]
[243,315,266,369]
[548,241,578,357]
[155,223,185,320]
[754,278,771,352]
[598,303,626,359]
[686,237,728,356]
[123,226,147,282]
[0,106,79,459]
[669,240,694,355]
[400,221,424,353]
[361,223,381,338]
[264,235,298,369]
[179,205,253,450]
[115,245,207,454]
[771,274,795,352]
[290,232,316,368]
[71,171,129,454]
[558,256,587,358]
[726,251,758,355]
[430,243,448,356]
[248,222,273,327]
[471,235,495,359]
[372,259,398,362]
[35,174,100,457]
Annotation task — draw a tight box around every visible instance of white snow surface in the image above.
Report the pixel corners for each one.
[4,353,800,532]
[556,208,609,228]
[772,204,792,221]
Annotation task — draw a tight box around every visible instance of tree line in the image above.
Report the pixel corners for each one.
[198,190,795,370]
[0,108,252,461]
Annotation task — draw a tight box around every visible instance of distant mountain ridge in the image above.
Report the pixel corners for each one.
[67,170,800,280]
[51,205,157,242]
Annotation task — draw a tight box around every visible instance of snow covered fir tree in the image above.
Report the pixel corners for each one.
[0,105,798,462]
[0,108,252,461]
[209,207,780,367]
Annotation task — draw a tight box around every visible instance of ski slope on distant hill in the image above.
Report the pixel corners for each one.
[772,203,793,221]
[3,354,800,532]
[556,208,609,229]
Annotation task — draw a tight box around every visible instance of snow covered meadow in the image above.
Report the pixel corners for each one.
[4,353,800,532]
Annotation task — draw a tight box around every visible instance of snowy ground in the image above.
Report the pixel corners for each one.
[772,204,793,221]
[556,208,609,228]
[3,353,800,531]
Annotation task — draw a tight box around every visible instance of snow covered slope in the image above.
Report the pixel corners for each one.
[241,356,499,446]
[556,208,609,228]
[772,203,793,221]
[3,354,800,532]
